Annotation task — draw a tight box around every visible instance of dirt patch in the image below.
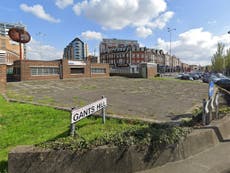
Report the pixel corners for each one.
[6,77,208,122]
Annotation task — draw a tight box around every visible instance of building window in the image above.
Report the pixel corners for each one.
[13,67,20,75]
[30,67,59,76]
[91,68,106,74]
[71,68,84,74]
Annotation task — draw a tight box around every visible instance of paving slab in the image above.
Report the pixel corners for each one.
[6,77,208,122]
[137,141,230,173]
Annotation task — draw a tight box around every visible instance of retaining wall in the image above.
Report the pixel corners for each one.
[8,125,222,173]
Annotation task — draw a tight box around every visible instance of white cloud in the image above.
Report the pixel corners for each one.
[156,28,230,66]
[20,4,60,23]
[55,0,74,9]
[26,39,62,60]
[135,26,152,38]
[147,11,174,29]
[81,30,102,40]
[73,0,173,37]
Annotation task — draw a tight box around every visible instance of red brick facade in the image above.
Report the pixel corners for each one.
[0,64,6,93]
[12,59,109,81]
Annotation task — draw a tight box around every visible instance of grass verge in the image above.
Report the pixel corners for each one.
[0,96,191,172]
[0,96,69,172]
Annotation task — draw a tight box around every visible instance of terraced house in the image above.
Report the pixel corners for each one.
[99,38,188,73]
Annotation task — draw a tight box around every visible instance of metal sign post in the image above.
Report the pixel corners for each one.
[70,97,107,136]
[101,96,106,124]
[70,107,76,137]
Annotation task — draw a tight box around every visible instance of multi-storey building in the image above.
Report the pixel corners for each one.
[84,43,89,58]
[0,22,26,63]
[63,37,85,61]
[0,22,25,36]
[100,38,190,73]
[100,46,163,67]
[100,38,139,54]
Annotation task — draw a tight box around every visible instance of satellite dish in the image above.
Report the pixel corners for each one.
[8,28,31,43]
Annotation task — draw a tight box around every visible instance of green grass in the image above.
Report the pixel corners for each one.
[37,96,56,105]
[0,96,148,172]
[6,91,34,102]
[0,95,191,172]
[72,96,86,107]
[0,96,69,172]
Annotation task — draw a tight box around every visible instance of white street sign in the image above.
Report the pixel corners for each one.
[71,98,107,124]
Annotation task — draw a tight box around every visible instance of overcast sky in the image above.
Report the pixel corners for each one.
[1,0,230,65]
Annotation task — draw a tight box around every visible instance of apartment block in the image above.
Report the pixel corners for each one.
[63,38,85,61]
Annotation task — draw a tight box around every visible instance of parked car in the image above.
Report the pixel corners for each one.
[202,73,210,83]
[215,78,230,91]
[180,74,193,80]
[189,73,199,80]
[175,73,184,79]
[202,73,227,83]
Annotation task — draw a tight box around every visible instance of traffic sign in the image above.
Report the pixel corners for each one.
[209,80,214,98]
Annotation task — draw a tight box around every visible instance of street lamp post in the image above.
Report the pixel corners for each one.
[226,31,230,75]
[36,32,46,59]
[168,27,176,72]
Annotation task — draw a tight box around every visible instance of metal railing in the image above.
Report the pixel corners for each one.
[202,89,219,125]
[202,86,230,125]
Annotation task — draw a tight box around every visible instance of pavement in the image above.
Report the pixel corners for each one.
[137,142,230,173]
[137,116,230,173]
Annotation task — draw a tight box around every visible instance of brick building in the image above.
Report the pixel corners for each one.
[0,64,6,93]
[0,22,26,60]
[100,38,139,53]
[99,38,190,73]
[12,59,109,81]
